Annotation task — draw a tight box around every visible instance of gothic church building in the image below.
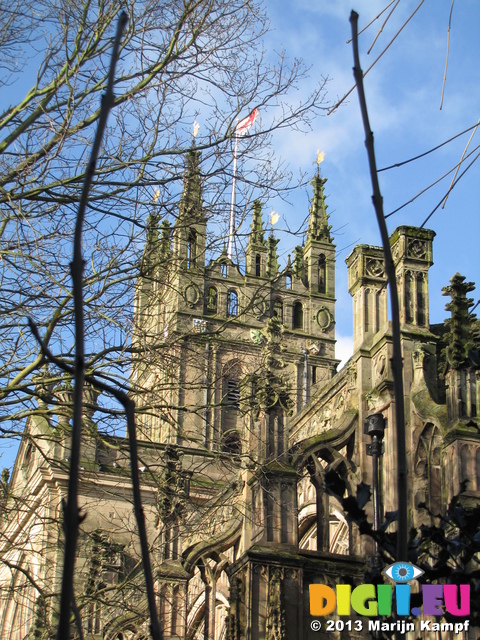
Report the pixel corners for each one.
[1,149,479,639]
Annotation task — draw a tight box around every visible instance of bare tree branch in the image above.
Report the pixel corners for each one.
[349,9,408,562]
[56,12,128,640]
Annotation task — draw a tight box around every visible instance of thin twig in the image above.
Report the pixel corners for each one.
[379,121,480,171]
[440,0,455,110]
[55,12,128,640]
[441,116,480,208]
[469,300,480,316]
[419,148,480,229]
[329,1,426,116]
[385,142,480,218]
[350,10,408,562]
[367,0,401,55]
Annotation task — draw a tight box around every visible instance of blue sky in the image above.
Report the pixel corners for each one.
[261,0,480,363]
[1,1,479,471]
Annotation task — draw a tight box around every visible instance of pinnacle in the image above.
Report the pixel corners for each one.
[248,199,266,247]
[266,234,280,276]
[308,170,332,243]
[178,146,204,221]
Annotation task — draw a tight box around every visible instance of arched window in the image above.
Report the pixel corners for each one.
[460,445,470,485]
[405,271,414,324]
[255,254,261,276]
[87,592,104,635]
[187,229,197,268]
[273,298,283,323]
[23,443,33,468]
[285,274,292,290]
[226,378,240,408]
[221,430,242,455]
[300,452,352,554]
[206,287,217,313]
[220,262,227,277]
[267,409,285,458]
[293,301,303,329]
[417,273,426,326]
[416,423,443,514]
[222,364,241,435]
[318,254,326,294]
[227,290,238,316]
[22,442,34,478]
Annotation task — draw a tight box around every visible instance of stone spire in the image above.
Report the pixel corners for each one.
[293,245,304,278]
[142,211,160,271]
[146,211,160,245]
[302,166,336,301]
[442,273,477,369]
[266,232,279,277]
[307,169,332,243]
[159,220,172,261]
[178,143,204,221]
[248,199,266,247]
[246,200,267,276]
[172,143,207,269]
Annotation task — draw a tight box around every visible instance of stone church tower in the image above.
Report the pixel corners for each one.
[1,149,479,640]
[131,149,339,451]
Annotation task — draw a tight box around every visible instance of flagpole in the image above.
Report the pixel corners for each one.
[227,108,258,260]
[227,132,239,260]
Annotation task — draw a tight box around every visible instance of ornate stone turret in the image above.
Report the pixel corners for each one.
[389,226,435,329]
[266,232,279,277]
[443,274,477,369]
[158,220,172,262]
[303,169,335,298]
[143,212,160,269]
[293,244,304,279]
[245,199,267,276]
[307,170,332,243]
[178,144,204,222]
[442,274,480,424]
[172,144,207,269]
[346,245,387,351]
[229,319,300,637]
[146,212,159,242]
[135,212,162,337]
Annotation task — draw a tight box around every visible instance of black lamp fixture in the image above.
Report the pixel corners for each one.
[364,413,386,571]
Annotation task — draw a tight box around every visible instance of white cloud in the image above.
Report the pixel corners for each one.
[336,333,354,370]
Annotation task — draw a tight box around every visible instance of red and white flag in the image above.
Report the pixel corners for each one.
[235,108,259,136]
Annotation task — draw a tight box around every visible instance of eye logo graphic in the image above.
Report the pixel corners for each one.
[384,562,424,583]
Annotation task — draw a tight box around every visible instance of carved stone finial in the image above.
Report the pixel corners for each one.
[178,145,204,221]
[248,199,266,247]
[293,245,304,278]
[307,172,332,243]
[266,233,280,276]
[32,366,54,407]
[159,220,172,260]
[442,273,477,369]
[142,211,160,270]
